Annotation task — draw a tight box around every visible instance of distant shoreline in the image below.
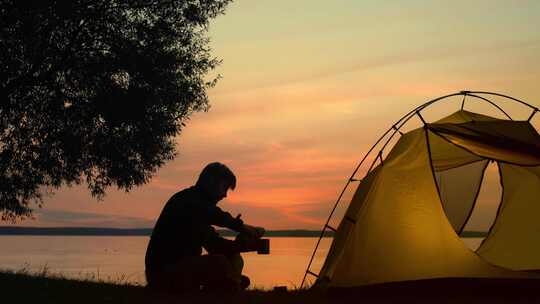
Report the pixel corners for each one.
[0,227,487,238]
[0,227,334,237]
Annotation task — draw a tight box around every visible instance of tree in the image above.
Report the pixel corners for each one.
[0,0,231,220]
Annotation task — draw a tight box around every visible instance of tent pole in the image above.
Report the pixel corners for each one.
[301,93,460,288]
[300,115,411,288]
[366,152,381,172]
[466,94,513,120]
[468,91,538,110]
[528,109,538,122]
[301,90,535,289]
[416,111,427,125]
[461,93,467,110]
[301,226,327,288]
[392,125,404,135]
[301,176,354,288]
[378,151,384,165]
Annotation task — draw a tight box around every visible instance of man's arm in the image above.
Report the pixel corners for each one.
[203,226,259,255]
[207,206,266,239]
[207,205,244,231]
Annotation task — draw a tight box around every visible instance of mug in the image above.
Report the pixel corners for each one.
[257,238,270,255]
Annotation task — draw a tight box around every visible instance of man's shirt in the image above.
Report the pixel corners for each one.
[145,185,244,272]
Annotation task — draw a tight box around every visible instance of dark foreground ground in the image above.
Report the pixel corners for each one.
[2,271,540,304]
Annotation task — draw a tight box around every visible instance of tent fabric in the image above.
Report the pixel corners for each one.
[316,110,540,288]
[428,121,540,166]
[435,160,489,233]
[477,164,540,270]
[434,110,501,124]
[318,129,529,287]
[317,166,382,283]
[427,131,483,171]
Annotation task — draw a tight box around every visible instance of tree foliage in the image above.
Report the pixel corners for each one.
[0,0,231,220]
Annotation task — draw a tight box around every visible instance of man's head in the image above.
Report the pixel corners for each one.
[196,162,236,203]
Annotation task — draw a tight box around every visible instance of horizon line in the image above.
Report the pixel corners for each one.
[0,226,487,238]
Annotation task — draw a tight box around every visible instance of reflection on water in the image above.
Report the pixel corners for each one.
[0,236,483,289]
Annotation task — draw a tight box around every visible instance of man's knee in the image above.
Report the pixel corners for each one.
[228,253,244,275]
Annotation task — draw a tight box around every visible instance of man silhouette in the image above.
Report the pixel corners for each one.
[145,162,265,292]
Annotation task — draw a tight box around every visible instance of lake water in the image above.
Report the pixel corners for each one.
[0,236,483,289]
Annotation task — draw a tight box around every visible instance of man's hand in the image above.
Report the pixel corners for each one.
[235,236,269,253]
[241,224,265,239]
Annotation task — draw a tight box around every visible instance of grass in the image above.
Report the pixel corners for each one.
[3,268,540,304]
[0,268,323,304]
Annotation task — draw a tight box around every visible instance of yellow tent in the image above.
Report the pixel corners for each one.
[303,91,540,288]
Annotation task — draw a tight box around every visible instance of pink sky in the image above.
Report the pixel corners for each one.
[10,0,540,230]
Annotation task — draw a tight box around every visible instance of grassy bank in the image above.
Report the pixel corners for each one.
[0,269,321,304]
[2,270,540,304]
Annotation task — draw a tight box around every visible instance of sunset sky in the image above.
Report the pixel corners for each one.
[13,0,540,230]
